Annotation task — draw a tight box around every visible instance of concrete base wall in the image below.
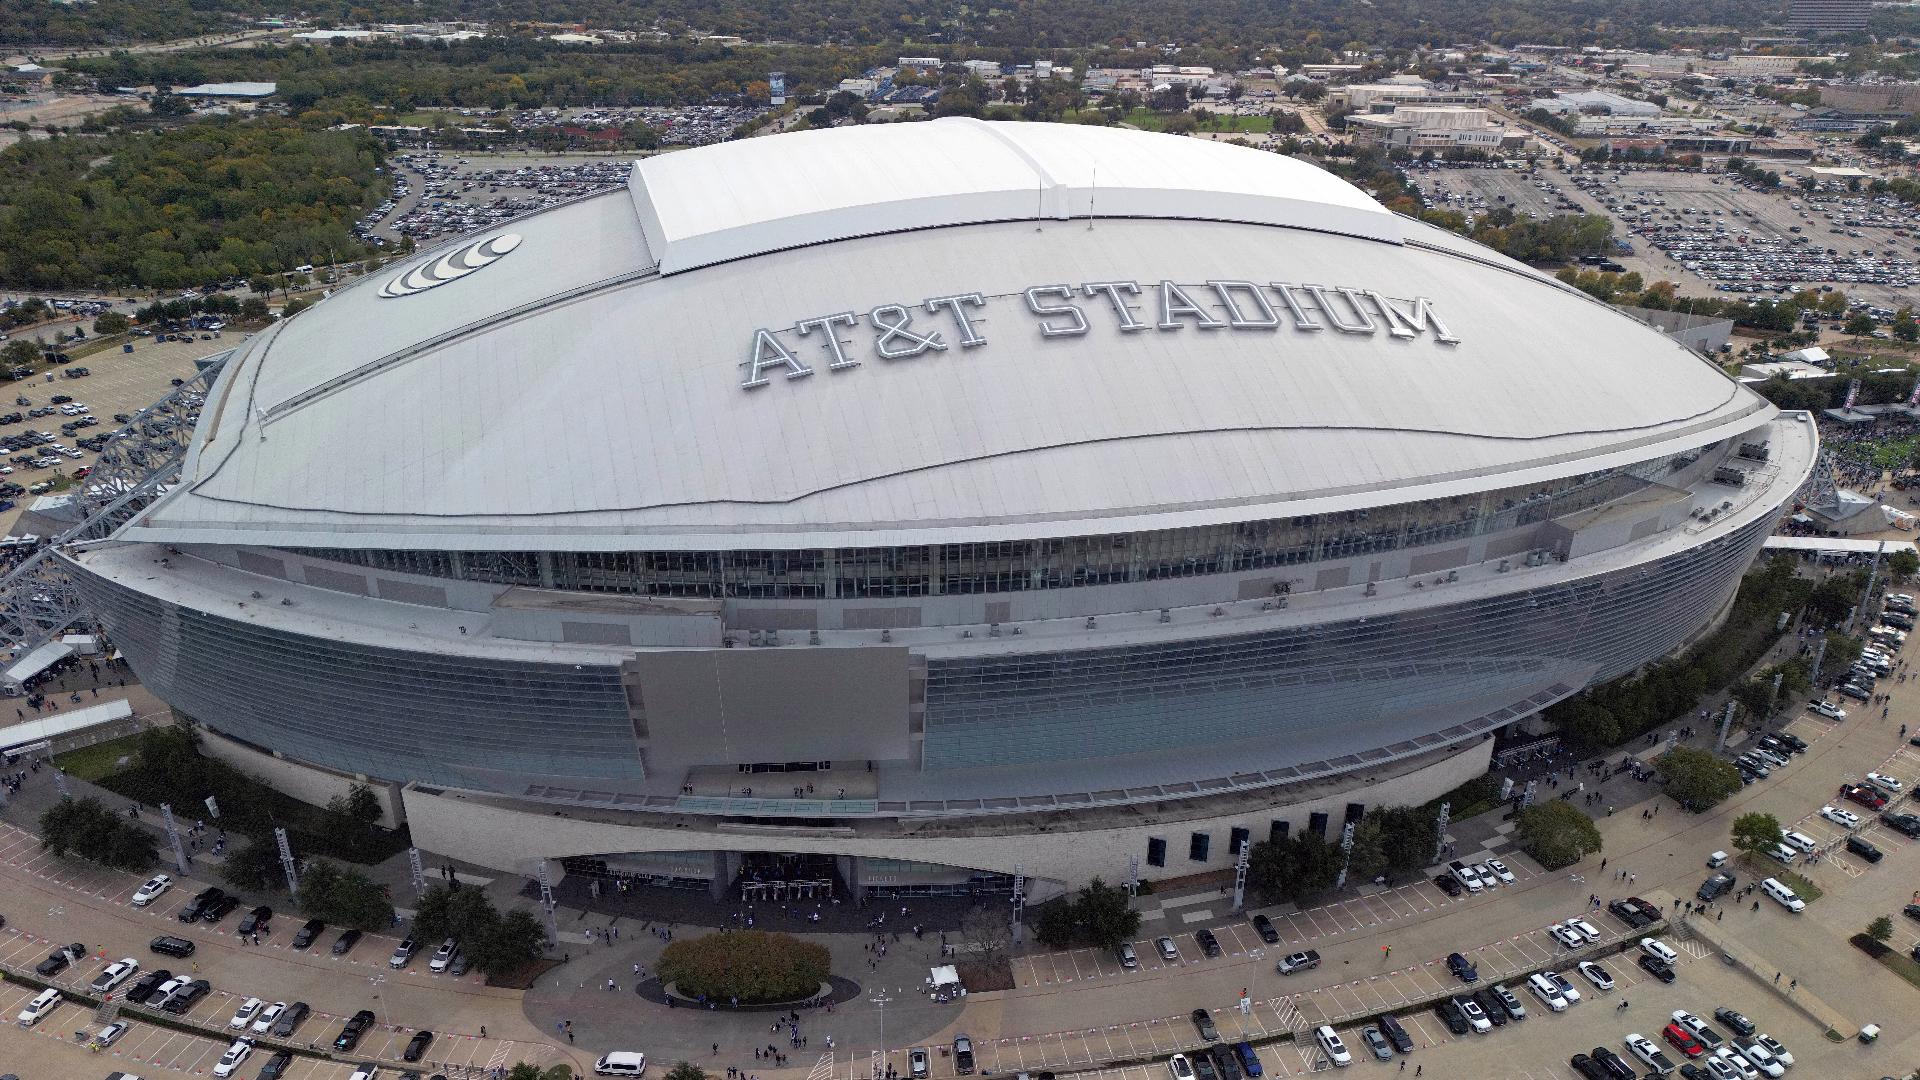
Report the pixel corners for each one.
[196,723,405,829]
[402,738,1492,893]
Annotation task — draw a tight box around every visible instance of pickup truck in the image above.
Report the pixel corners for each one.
[1275,949,1321,975]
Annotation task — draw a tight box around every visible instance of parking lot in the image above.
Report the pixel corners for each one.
[372,151,633,246]
[0,333,212,538]
[0,817,569,1077]
[1404,161,1920,311]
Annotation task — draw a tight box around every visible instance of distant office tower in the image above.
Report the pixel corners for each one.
[1788,0,1869,34]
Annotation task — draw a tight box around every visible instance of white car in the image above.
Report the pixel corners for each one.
[1576,961,1614,991]
[92,1019,130,1047]
[1548,970,1581,1004]
[1738,1040,1787,1077]
[252,1001,286,1034]
[1624,1033,1670,1070]
[131,873,172,907]
[1167,1054,1194,1080]
[88,958,138,994]
[1471,863,1498,887]
[1715,1046,1760,1079]
[1866,772,1904,792]
[1811,700,1846,719]
[1674,1011,1724,1049]
[1458,997,1492,1033]
[1548,922,1584,948]
[1751,1034,1792,1067]
[348,1066,380,1080]
[229,997,264,1030]
[213,1037,253,1077]
[1568,917,1602,944]
[1819,805,1860,828]
[1484,858,1516,884]
[1701,1056,1739,1080]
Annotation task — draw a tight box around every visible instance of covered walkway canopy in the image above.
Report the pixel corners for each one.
[0,697,132,754]
[1763,535,1916,555]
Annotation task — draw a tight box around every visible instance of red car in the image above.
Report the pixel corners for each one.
[1843,784,1888,811]
[1663,1023,1704,1058]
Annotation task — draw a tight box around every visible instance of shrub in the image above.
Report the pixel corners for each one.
[658,931,830,1004]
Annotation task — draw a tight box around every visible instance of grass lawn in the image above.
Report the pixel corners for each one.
[1776,868,1823,903]
[1876,950,1920,992]
[53,732,144,782]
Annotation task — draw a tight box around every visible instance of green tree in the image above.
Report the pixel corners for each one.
[469,907,548,977]
[92,311,130,335]
[1073,878,1143,948]
[1,338,40,369]
[37,795,157,871]
[1372,805,1439,877]
[220,835,286,891]
[1845,312,1876,339]
[665,1064,709,1080]
[1513,801,1603,870]
[326,783,382,828]
[1893,309,1918,342]
[1867,915,1894,942]
[1891,548,1919,583]
[657,930,829,1003]
[297,858,395,930]
[1730,812,1784,862]
[1660,746,1743,810]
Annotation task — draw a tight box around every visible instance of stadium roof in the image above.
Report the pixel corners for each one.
[175,82,278,97]
[125,119,1776,552]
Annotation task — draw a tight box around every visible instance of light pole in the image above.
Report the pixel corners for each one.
[869,986,893,1080]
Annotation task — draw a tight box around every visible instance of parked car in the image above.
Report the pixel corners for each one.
[332,928,362,956]
[270,1001,310,1038]
[125,969,171,1004]
[149,935,195,958]
[1195,929,1222,958]
[1713,1008,1756,1038]
[404,1029,435,1061]
[1275,950,1320,975]
[161,979,210,1013]
[390,938,418,968]
[131,874,173,907]
[1192,1008,1218,1041]
[291,919,324,950]
[334,1009,376,1051]
[89,958,139,994]
[1250,914,1279,944]
[35,943,84,976]
[1447,951,1479,982]
[237,905,272,936]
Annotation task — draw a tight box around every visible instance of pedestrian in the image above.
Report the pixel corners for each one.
[480,1026,486,1038]
[714,1044,720,1057]
[1774,972,1780,984]
[1789,978,1797,991]
[1600,857,1607,870]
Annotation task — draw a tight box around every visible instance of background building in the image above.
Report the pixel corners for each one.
[1787,0,1870,35]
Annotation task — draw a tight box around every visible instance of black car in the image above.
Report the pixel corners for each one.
[292,919,325,950]
[1712,1007,1756,1037]
[125,969,171,1004]
[34,943,83,976]
[270,1001,310,1038]
[1638,954,1676,983]
[1590,1047,1636,1080]
[201,894,241,923]
[1195,929,1222,958]
[1775,732,1808,752]
[49,395,70,404]
[1569,1054,1608,1080]
[1376,1013,1414,1053]
[332,928,362,956]
[1446,951,1478,983]
[1250,914,1279,944]
[404,1030,435,1062]
[1435,997,1470,1035]
[1190,1052,1218,1080]
[335,1009,376,1051]
[1698,872,1736,901]
[1845,835,1884,863]
[1887,812,1920,839]
[149,935,196,958]
[1473,988,1508,1027]
[1192,1008,1218,1041]
[1433,873,1463,897]
[179,886,224,922]
[162,978,210,1013]
[1207,1044,1240,1080]
[257,1050,294,1080]
[238,905,273,935]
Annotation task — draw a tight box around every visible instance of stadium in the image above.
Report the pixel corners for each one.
[68,118,1814,900]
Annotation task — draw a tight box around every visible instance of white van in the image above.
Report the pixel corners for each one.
[1527,972,1569,1012]
[1640,938,1679,966]
[1314,1026,1352,1067]
[1783,831,1817,854]
[1768,843,1798,866]
[1762,878,1805,912]
[16,987,60,1026]
[596,1052,648,1077]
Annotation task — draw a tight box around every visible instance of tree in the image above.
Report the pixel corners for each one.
[1894,309,1918,343]
[1730,812,1784,862]
[658,930,829,1003]
[297,858,395,930]
[470,908,547,978]
[957,903,1012,969]
[220,835,286,891]
[1372,805,1440,877]
[1845,313,1876,340]
[326,783,381,828]
[665,1064,709,1080]
[1867,915,1894,942]
[1032,878,1142,948]
[1660,746,1743,811]
[1,338,40,369]
[1890,548,1918,583]
[1514,801,1603,870]
[38,795,157,871]
[1247,831,1343,903]
[92,311,129,335]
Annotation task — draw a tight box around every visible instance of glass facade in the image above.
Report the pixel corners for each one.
[284,458,1681,601]
[73,505,1773,807]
